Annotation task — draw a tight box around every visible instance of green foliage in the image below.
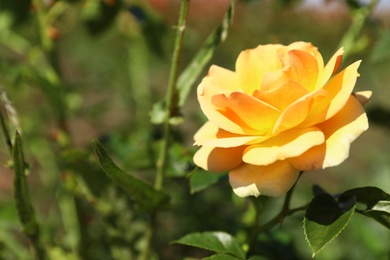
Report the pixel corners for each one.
[177,0,235,107]
[304,193,356,257]
[189,168,223,194]
[174,231,246,259]
[339,187,390,228]
[12,132,46,259]
[0,0,389,259]
[92,139,170,212]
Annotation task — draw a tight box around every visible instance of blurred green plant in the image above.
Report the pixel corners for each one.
[0,0,389,259]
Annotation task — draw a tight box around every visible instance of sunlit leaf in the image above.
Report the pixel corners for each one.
[304,193,356,257]
[339,187,390,229]
[189,168,222,194]
[177,0,235,107]
[204,253,243,260]
[173,231,246,259]
[91,139,169,212]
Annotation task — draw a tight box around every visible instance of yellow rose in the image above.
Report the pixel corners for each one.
[193,42,371,197]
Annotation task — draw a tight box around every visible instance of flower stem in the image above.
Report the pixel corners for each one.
[155,0,190,190]
[249,172,305,246]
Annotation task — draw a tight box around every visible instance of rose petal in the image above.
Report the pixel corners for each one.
[198,67,247,134]
[193,145,246,173]
[289,96,369,171]
[324,60,361,120]
[280,42,324,76]
[229,161,300,197]
[243,127,324,166]
[194,121,268,147]
[272,89,328,134]
[212,92,280,135]
[236,44,284,94]
[260,70,290,91]
[317,47,344,89]
[353,90,372,107]
[254,79,309,111]
[206,65,241,91]
[283,49,320,91]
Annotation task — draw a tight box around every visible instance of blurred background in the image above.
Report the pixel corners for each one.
[0,0,389,259]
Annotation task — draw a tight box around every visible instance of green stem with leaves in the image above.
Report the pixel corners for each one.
[339,0,378,60]
[155,0,190,190]
[141,1,190,259]
[249,172,307,247]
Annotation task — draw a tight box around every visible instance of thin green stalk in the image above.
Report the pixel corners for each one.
[248,171,304,247]
[32,0,52,52]
[281,171,303,212]
[155,0,190,190]
[0,85,20,155]
[256,204,308,235]
[339,0,378,60]
[138,214,154,260]
[0,108,12,155]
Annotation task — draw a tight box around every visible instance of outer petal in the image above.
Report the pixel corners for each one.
[198,77,245,134]
[353,91,372,106]
[229,161,300,197]
[316,47,344,89]
[205,65,241,91]
[194,121,269,148]
[236,44,284,94]
[323,60,361,120]
[289,96,369,171]
[243,127,325,166]
[193,146,246,173]
[212,92,280,135]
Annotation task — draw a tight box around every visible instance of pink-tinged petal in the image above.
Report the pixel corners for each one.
[283,50,320,91]
[229,161,300,197]
[236,44,284,94]
[289,96,368,171]
[194,122,269,147]
[243,127,325,166]
[272,89,328,134]
[193,146,246,173]
[317,47,344,89]
[323,60,361,120]
[254,79,309,111]
[353,91,372,107]
[212,92,280,135]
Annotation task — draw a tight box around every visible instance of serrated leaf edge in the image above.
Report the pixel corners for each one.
[303,204,356,258]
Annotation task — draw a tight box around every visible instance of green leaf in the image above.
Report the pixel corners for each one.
[304,193,356,257]
[12,132,39,237]
[204,253,243,260]
[173,231,245,259]
[189,168,222,194]
[177,0,235,107]
[363,201,390,229]
[91,139,169,212]
[339,187,390,229]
